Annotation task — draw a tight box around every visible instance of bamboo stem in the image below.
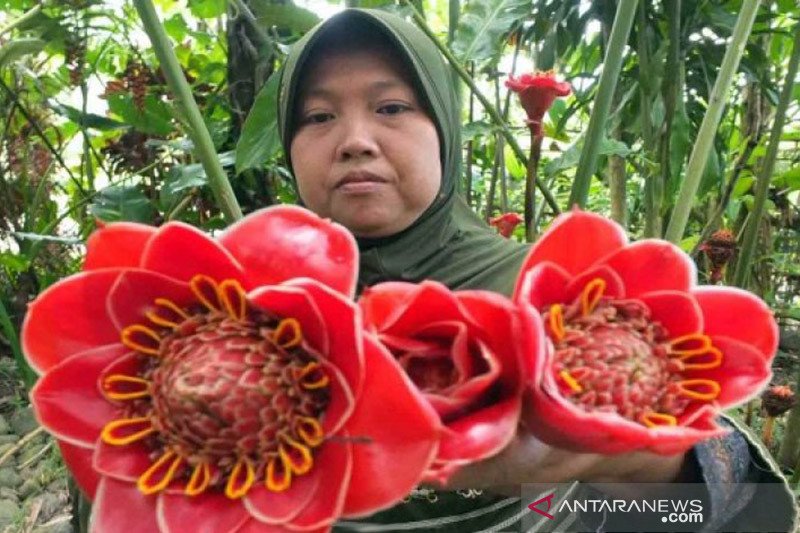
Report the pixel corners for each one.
[132,0,242,222]
[664,0,761,243]
[567,0,638,209]
[732,22,800,287]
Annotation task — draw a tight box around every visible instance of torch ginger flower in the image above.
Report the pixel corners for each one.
[505,72,571,136]
[489,212,524,238]
[23,206,440,532]
[513,210,775,455]
[359,281,542,482]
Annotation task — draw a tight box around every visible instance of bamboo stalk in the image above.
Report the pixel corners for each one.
[567,0,638,209]
[664,0,762,243]
[132,0,242,222]
[732,22,800,287]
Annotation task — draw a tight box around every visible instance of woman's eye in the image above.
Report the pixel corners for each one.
[302,112,334,125]
[377,103,410,115]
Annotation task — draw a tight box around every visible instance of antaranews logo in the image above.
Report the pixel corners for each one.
[527,492,557,520]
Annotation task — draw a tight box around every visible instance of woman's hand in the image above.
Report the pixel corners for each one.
[438,423,692,496]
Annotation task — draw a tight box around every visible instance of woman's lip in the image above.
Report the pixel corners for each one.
[337,181,387,194]
[335,171,387,188]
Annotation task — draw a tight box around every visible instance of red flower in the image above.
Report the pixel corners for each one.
[23,206,440,532]
[489,212,524,238]
[513,210,775,455]
[505,72,571,136]
[359,281,542,482]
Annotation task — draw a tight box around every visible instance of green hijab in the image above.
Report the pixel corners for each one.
[277,8,529,297]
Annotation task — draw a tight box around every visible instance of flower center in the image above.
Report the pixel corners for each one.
[543,279,722,428]
[100,275,329,499]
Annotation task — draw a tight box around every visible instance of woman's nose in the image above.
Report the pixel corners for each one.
[335,118,379,161]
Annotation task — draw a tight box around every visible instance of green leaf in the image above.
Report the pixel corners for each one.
[0,251,30,274]
[188,0,225,18]
[462,121,494,143]
[107,94,173,137]
[452,0,529,64]
[678,235,700,254]
[545,136,631,177]
[252,4,321,33]
[161,150,235,206]
[774,167,800,190]
[236,71,281,174]
[0,38,44,68]
[164,14,189,42]
[90,185,157,223]
[698,149,721,198]
[732,175,755,198]
[50,102,126,130]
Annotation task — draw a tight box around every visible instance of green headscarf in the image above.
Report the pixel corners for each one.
[277,8,529,297]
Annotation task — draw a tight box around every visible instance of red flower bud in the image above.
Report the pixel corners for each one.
[489,212,524,238]
[506,72,571,136]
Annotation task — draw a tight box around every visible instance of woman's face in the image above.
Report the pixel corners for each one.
[290,48,442,238]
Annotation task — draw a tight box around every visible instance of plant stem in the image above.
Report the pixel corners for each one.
[525,132,543,241]
[664,0,761,243]
[732,22,800,287]
[132,0,242,222]
[0,4,42,38]
[567,0,638,208]
[404,2,560,214]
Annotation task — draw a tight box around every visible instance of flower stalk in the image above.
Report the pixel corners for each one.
[732,21,800,288]
[664,0,762,244]
[132,0,242,222]
[567,0,638,209]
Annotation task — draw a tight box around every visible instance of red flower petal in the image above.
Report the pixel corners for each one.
[363,281,466,335]
[601,239,695,297]
[57,441,100,500]
[514,263,571,309]
[341,335,439,517]
[83,222,155,270]
[22,270,122,373]
[93,439,152,484]
[243,464,320,525]
[561,264,625,305]
[249,286,328,356]
[693,286,778,358]
[285,439,352,529]
[638,291,704,338]
[141,222,245,284]
[91,477,159,533]
[31,344,128,447]
[105,269,194,331]
[433,396,520,476]
[235,520,327,533]
[219,205,358,297]
[158,492,249,533]
[316,357,356,437]
[516,210,627,278]
[689,335,772,407]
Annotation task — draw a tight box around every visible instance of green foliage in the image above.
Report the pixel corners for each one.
[451,0,529,64]
[235,71,281,174]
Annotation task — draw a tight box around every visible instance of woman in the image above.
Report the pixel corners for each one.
[277,8,795,532]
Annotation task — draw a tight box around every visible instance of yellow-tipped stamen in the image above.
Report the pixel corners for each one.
[641,412,678,428]
[225,458,255,499]
[272,318,303,349]
[145,298,189,329]
[185,461,211,497]
[279,435,313,475]
[580,278,606,316]
[137,451,184,495]
[548,304,565,342]
[668,333,714,357]
[101,417,155,446]
[676,379,721,401]
[678,347,723,370]
[295,417,324,447]
[297,362,329,390]
[120,324,162,356]
[102,374,151,401]
[266,456,292,492]
[558,370,583,394]
[219,279,247,320]
[190,275,222,312]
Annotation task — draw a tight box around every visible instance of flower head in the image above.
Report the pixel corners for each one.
[359,281,541,482]
[506,72,571,136]
[699,229,736,283]
[24,206,440,532]
[762,385,795,418]
[513,210,776,455]
[489,212,524,238]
